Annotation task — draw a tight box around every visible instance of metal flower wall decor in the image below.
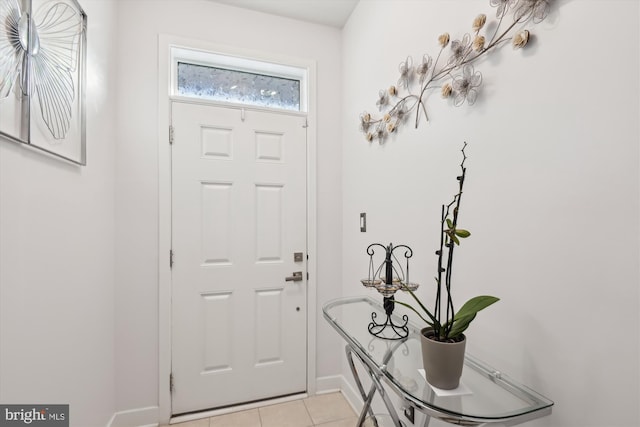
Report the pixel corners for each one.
[360,0,551,142]
[0,0,87,164]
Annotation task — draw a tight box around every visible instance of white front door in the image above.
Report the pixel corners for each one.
[170,101,308,414]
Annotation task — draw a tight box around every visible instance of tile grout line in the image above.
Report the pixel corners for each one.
[301,397,315,426]
[257,406,264,427]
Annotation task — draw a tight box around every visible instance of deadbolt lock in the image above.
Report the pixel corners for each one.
[294,252,304,262]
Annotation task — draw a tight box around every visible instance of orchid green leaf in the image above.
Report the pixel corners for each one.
[395,301,435,328]
[448,314,476,337]
[454,296,499,321]
[455,229,470,238]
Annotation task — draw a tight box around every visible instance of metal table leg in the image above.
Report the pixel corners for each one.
[346,345,378,426]
[345,344,405,427]
[366,363,403,427]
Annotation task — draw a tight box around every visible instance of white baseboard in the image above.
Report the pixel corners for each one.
[338,374,364,415]
[315,374,343,394]
[107,406,159,427]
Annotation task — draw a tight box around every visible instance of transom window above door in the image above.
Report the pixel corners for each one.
[171,47,307,112]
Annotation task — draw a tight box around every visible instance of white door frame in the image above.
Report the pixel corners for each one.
[157,34,318,424]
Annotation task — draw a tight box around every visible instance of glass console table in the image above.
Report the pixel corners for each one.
[323,297,554,427]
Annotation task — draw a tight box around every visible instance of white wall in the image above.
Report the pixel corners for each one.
[114,0,343,417]
[0,1,119,426]
[342,1,639,426]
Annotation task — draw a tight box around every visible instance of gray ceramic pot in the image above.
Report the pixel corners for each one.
[420,327,466,390]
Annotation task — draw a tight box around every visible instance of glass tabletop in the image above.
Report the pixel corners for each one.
[323,296,554,423]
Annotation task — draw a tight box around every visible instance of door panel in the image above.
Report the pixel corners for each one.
[171,101,307,414]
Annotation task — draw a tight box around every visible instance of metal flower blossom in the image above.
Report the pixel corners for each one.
[359,0,553,141]
[360,112,372,132]
[390,100,409,122]
[514,0,550,24]
[448,34,472,66]
[397,56,413,88]
[452,65,482,106]
[374,121,386,141]
[376,89,388,111]
[490,0,516,18]
[0,0,83,140]
[416,54,433,84]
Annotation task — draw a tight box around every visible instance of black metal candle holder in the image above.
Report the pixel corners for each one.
[361,243,419,340]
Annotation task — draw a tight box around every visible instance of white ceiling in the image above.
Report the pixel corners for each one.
[209,0,359,28]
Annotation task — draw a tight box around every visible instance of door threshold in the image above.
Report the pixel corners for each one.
[170,392,309,424]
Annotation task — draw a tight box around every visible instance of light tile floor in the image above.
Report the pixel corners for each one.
[165,392,359,427]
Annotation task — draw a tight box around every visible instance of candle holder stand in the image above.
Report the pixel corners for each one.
[361,243,419,340]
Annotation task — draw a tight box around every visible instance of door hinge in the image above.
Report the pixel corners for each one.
[169,125,174,144]
[170,373,174,393]
[307,272,309,280]
[170,250,174,268]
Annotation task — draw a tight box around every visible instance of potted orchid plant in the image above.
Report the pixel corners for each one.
[397,144,499,389]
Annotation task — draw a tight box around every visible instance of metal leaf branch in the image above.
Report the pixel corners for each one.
[359,0,551,141]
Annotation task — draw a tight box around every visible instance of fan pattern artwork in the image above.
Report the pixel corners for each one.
[0,0,86,164]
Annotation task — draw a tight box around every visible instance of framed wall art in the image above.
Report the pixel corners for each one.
[0,0,87,165]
